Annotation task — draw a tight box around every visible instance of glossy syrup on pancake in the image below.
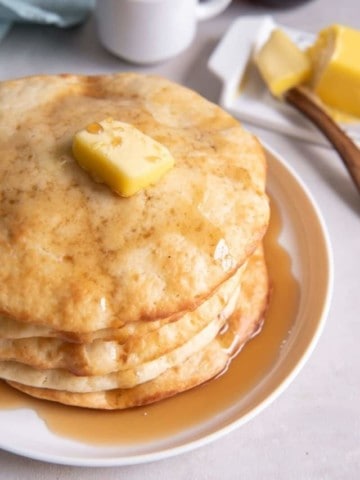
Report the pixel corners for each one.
[0,74,269,332]
[0,198,300,445]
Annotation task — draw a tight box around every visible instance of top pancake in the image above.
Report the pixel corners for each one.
[0,73,269,332]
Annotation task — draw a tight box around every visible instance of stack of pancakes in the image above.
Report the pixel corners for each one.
[0,73,270,409]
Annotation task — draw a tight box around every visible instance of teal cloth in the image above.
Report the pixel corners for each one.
[0,0,94,41]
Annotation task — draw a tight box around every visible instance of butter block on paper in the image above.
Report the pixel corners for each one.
[307,24,360,118]
[254,28,311,97]
[72,119,175,197]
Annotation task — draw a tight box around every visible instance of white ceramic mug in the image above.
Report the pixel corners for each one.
[96,0,233,64]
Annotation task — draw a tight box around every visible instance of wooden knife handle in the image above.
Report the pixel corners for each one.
[285,86,360,195]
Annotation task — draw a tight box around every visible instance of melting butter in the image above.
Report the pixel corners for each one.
[72,119,175,197]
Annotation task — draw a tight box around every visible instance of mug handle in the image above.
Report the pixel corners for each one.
[196,0,232,21]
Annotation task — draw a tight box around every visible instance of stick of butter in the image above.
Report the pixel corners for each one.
[72,119,175,197]
[254,28,311,97]
[307,25,360,118]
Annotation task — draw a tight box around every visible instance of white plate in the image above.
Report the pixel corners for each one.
[208,16,360,147]
[0,145,333,466]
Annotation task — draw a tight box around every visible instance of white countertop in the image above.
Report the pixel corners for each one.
[0,1,359,478]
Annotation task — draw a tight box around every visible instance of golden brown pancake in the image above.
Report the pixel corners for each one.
[0,73,269,332]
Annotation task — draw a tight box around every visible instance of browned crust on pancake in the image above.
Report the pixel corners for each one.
[0,73,269,331]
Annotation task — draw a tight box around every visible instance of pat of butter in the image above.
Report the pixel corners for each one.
[72,119,175,197]
[307,25,360,118]
[254,28,311,97]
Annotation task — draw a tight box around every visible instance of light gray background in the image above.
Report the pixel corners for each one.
[0,0,359,478]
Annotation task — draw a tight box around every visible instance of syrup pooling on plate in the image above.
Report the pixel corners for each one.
[0,198,300,445]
